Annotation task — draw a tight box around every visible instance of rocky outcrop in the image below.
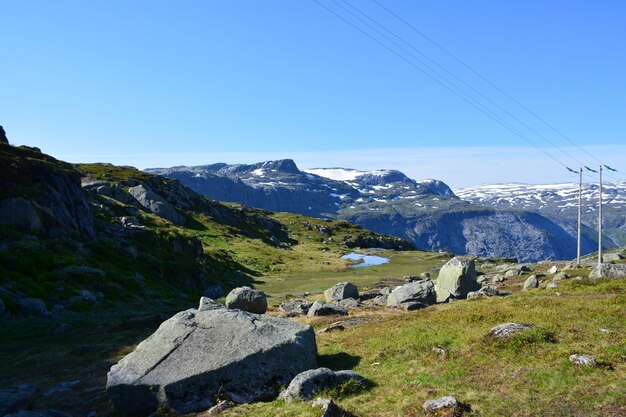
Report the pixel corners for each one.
[106,308,317,415]
[279,368,367,403]
[224,287,267,314]
[590,263,626,280]
[0,125,8,144]
[128,184,186,225]
[0,144,95,237]
[436,256,480,302]
[386,280,436,308]
[324,282,358,302]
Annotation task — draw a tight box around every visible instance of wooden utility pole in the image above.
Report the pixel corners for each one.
[598,165,603,266]
[577,167,582,267]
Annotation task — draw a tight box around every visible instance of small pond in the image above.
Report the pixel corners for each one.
[341,252,390,268]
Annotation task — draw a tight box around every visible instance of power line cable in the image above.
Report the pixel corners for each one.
[339,0,587,169]
[371,0,626,182]
[312,0,569,169]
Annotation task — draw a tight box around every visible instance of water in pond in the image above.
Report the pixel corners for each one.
[341,253,390,268]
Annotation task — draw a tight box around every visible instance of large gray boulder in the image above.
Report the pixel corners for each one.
[590,263,626,280]
[386,280,436,308]
[324,282,358,302]
[436,256,480,303]
[107,308,317,415]
[128,184,186,225]
[225,286,267,314]
[279,368,366,403]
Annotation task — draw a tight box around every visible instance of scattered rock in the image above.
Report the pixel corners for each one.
[403,301,428,311]
[386,280,436,308]
[199,400,233,416]
[202,285,224,299]
[489,323,534,339]
[523,275,539,290]
[279,299,312,316]
[279,368,367,403]
[546,282,559,289]
[224,286,267,314]
[504,269,522,278]
[491,274,505,283]
[590,263,626,280]
[403,275,420,282]
[311,398,344,417]
[0,384,37,416]
[198,297,225,311]
[18,298,50,318]
[436,256,480,303]
[569,354,597,367]
[602,253,624,262]
[431,346,447,358]
[477,276,488,284]
[307,301,348,317]
[337,298,360,309]
[422,396,460,413]
[420,272,431,280]
[553,272,569,281]
[546,265,559,274]
[324,282,359,302]
[107,308,317,415]
[316,322,345,334]
[467,285,499,299]
[519,265,532,272]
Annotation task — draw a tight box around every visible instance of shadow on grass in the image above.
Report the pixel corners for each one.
[318,352,361,370]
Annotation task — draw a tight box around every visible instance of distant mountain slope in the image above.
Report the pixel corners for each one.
[454,182,626,247]
[147,160,598,261]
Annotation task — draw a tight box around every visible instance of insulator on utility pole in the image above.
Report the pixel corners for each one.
[577,167,582,268]
[598,165,603,266]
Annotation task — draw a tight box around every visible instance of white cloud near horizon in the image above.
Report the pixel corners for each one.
[55,145,626,188]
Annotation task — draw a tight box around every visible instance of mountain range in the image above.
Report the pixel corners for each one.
[455,182,626,248]
[146,160,611,262]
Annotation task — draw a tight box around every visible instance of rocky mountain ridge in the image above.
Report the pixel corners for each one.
[147,160,599,262]
[454,182,626,247]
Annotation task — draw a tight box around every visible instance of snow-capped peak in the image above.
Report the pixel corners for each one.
[304,168,366,182]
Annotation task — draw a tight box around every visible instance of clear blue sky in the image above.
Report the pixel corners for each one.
[2,1,625,186]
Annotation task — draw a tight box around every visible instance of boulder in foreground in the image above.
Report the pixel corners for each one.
[106,308,317,415]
